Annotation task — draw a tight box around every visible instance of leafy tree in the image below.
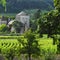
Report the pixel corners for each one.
[37,13,47,37]
[30,20,38,32]
[38,9,60,39]
[1,47,20,60]
[53,0,60,51]
[54,0,60,11]
[18,30,40,60]
[34,9,41,19]
[37,0,60,37]
[30,9,41,32]
[12,21,23,33]
[38,9,60,53]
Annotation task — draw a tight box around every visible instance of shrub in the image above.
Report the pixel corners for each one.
[0,24,9,32]
[40,45,57,60]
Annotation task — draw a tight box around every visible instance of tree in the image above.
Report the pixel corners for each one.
[38,9,60,39]
[37,0,60,38]
[18,30,40,60]
[30,20,38,32]
[37,0,60,53]
[30,9,41,32]
[37,13,47,37]
[1,48,19,60]
[12,21,23,33]
[37,9,60,53]
[54,0,60,51]
[54,0,60,11]
[0,0,6,11]
[34,9,41,19]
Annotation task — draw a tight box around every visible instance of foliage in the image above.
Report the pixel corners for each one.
[12,21,23,33]
[30,9,41,31]
[18,30,40,60]
[37,10,60,53]
[0,0,6,11]
[38,38,57,60]
[44,49,56,60]
[54,0,60,11]
[0,36,57,60]
[37,0,60,53]
[0,24,9,32]
[38,10,59,35]
[38,38,57,55]
[0,39,20,60]
[30,20,37,32]
[34,9,41,19]
[38,10,60,43]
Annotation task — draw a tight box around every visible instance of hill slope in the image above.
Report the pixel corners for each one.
[0,0,54,13]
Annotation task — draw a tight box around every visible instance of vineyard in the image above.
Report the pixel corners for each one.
[0,36,57,60]
[0,39,19,49]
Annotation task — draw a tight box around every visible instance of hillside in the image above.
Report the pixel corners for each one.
[0,0,54,13]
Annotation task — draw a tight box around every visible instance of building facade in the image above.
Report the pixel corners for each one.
[16,11,30,34]
[0,16,10,25]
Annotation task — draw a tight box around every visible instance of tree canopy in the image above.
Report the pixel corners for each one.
[18,30,40,60]
[0,0,6,11]
[54,0,60,11]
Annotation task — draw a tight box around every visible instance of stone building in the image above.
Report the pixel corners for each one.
[0,16,10,25]
[8,11,30,34]
[16,11,30,34]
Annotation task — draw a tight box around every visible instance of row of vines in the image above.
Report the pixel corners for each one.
[0,36,57,60]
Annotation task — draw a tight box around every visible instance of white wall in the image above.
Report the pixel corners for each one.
[20,16,29,23]
[20,16,30,31]
[16,15,30,33]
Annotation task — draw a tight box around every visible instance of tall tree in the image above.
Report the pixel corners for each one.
[38,9,60,40]
[30,9,41,32]
[18,30,40,60]
[34,9,41,19]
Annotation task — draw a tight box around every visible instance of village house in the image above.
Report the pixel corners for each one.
[0,16,10,25]
[8,11,30,34]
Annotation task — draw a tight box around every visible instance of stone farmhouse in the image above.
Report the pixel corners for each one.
[0,11,30,34]
[8,11,30,34]
[0,16,10,25]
